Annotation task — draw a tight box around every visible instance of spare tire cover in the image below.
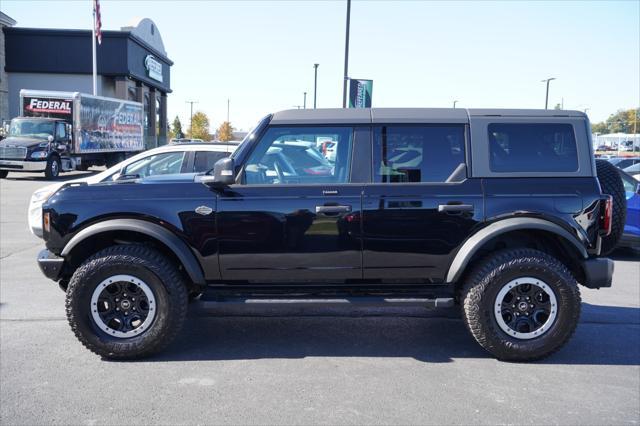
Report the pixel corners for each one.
[595,159,627,255]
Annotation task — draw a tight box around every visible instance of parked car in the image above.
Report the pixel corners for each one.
[607,157,640,170]
[36,108,622,361]
[618,169,640,251]
[28,143,238,238]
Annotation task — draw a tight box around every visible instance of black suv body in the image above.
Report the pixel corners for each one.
[37,108,619,361]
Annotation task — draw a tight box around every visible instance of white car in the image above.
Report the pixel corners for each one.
[28,143,238,238]
[623,163,640,181]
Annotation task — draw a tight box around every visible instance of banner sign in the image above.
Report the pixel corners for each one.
[22,96,73,120]
[348,79,373,108]
[78,96,144,153]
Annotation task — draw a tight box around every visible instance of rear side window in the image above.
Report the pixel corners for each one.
[373,125,465,183]
[192,151,230,173]
[488,123,578,172]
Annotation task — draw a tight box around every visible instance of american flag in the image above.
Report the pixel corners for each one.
[94,0,102,45]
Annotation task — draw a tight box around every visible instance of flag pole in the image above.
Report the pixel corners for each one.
[91,0,97,95]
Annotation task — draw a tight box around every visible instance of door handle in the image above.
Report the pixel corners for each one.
[315,205,352,215]
[438,204,474,213]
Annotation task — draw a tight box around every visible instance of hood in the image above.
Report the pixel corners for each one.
[0,136,47,148]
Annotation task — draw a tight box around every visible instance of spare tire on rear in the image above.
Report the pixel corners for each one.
[595,159,626,255]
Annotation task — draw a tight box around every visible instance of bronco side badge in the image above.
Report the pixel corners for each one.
[195,206,213,215]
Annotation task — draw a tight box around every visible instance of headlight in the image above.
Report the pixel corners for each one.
[30,185,59,204]
[30,151,48,159]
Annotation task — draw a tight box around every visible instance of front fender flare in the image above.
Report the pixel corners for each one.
[61,219,206,285]
[446,217,588,283]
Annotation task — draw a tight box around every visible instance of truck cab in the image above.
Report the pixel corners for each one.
[0,117,72,178]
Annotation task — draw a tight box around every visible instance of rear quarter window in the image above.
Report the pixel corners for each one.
[488,123,578,173]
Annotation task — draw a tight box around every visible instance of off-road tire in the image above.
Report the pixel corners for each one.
[65,245,188,359]
[45,155,61,179]
[0,170,8,179]
[596,159,626,255]
[461,248,581,361]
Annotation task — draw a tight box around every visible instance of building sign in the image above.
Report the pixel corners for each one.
[144,55,163,82]
[348,79,373,108]
[23,97,73,118]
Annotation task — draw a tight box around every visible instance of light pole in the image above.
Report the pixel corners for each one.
[313,63,319,109]
[227,98,230,122]
[541,77,556,109]
[453,100,458,108]
[303,92,307,109]
[185,100,198,138]
[342,0,352,108]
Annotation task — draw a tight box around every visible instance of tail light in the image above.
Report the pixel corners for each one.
[599,195,612,237]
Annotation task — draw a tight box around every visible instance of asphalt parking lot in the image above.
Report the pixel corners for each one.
[1,171,639,425]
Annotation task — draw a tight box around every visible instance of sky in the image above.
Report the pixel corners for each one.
[1,0,639,131]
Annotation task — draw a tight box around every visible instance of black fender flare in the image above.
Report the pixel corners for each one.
[60,219,206,285]
[446,217,588,283]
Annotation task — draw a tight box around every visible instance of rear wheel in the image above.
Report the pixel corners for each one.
[45,155,61,179]
[0,170,8,179]
[65,245,188,359]
[461,248,581,361]
[596,159,626,255]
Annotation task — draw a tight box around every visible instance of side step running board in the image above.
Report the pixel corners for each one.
[198,296,455,309]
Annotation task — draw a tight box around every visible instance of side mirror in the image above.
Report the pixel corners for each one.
[47,135,54,143]
[206,157,235,186]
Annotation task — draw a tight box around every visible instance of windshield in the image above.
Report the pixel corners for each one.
[230,114,272,161]
[9,119,55,139]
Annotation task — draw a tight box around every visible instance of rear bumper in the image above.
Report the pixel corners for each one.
[580,257,614,289]
[0,160,46,171]
[37,249,65,281]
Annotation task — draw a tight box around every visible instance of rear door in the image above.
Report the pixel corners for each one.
[362,124,483,282]
[217,125,369,282]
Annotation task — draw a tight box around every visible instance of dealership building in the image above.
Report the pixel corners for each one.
[1,16,172,147]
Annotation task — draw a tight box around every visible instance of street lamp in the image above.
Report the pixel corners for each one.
[342,0,352,108]
[185,100,198,137]
[453,100,458,109]
[313,63,319,109]
[541,77,556,110]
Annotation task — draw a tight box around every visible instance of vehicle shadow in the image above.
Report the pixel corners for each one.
[610,248,640,261]
[145,302,639,365]
[3,170,100,182]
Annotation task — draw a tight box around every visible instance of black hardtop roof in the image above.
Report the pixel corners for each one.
[270,108,587,125]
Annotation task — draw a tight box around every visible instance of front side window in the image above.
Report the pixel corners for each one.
[489,123,578,172]
[56,123,66,140]
[244,127,353,184]
[373,125,465,183]
[122,151,185,178]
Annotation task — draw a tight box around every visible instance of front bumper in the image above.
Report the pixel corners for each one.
[0,159,46,171]
[37,249,65,281]
[580,257,614,289]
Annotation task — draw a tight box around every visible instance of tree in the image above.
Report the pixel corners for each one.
[217,121,235,142]
[171,116,183,139]
[553,103,562,110]
[590,108,639,135]
[188,111,210,140]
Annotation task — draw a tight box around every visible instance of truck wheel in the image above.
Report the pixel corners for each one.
[595,159,627,255]
[461,248,581,361]
[106,153,125,168]
[0,170,7,179]
[65,245,188,359]
[45,156,61,179]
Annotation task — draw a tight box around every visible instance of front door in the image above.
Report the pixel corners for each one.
[362,124,483,282]
[217,125,363,282]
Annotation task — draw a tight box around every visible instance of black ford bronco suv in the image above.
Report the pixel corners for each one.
[36,108,626,361]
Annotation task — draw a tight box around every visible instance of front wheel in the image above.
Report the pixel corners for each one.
[461,248,581,361]
[65,245,188,359]
[45,156,61,179]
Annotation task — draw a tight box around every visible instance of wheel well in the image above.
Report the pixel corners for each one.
[61,230,199,292]
[455,229,586,292]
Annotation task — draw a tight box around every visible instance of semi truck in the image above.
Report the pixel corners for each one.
[0,90,144,179]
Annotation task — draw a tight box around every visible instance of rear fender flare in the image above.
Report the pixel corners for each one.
[446,217,588,283]
[61,219,205,285]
